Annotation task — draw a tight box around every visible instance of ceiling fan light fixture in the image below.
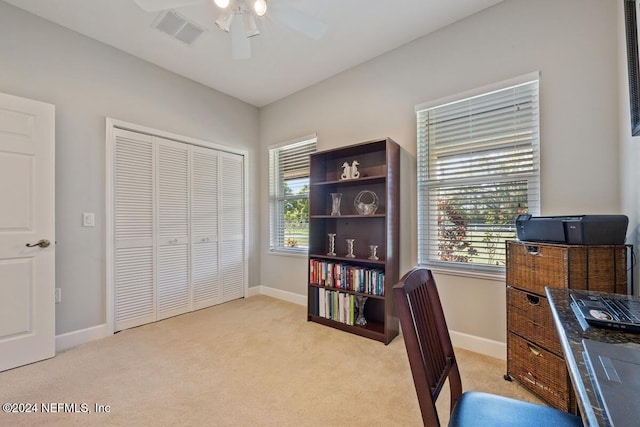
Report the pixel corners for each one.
[215,10,234,32]
[213,0,230,8]
[243,14,259,38]
[253,0,267,17]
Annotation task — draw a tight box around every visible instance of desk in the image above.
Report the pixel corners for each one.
[546,287,640,427]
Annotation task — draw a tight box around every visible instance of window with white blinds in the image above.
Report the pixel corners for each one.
[416,76,540,273]
[269,135,317,253]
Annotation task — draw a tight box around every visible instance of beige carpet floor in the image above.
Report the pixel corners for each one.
[0,295,542,426]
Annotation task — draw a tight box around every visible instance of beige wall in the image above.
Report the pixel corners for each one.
[259,0,622,354]
[0,2,260,336]
[619,0,640,295]
[0,0,631,355]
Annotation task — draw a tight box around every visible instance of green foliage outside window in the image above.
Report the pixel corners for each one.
[283,182,309,248]
[436,182,528,266]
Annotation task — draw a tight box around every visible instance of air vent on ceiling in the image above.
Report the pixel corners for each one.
[152,10,206,46]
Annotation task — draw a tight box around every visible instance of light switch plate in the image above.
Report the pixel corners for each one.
[83,212,95,227]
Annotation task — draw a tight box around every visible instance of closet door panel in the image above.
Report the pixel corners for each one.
[113,129,155,331]
[192,242,219,308]
[115,247,154,330]
[157,244,189,317]
[191,147,221,309]
[221,240,243,301]
[219,152,244,302]
[156,139,190,320]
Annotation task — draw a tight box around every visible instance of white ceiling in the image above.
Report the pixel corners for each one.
[4,0,503,107]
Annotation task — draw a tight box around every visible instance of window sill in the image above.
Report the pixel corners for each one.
[268,249,308,259]
[421,264,506,282]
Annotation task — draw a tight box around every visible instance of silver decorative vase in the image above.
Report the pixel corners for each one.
[345,238,355,258]
[355,295,368,326]
[330,193,342,216]
[327,233,336,256]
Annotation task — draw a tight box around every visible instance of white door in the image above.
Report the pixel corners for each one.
[219,151,244,303]
[191,146,221,309]
[0,92,55,372]
[113,129,155,331]
[156,138,190,320]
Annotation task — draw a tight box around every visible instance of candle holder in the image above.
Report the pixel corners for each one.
[327,233,336,256]
[368,245,379,261]
[330,193,342,216]
[345,239,356,258]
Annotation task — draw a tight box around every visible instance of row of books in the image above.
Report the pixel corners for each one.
[309,287,359,326]
[309,258,385,296]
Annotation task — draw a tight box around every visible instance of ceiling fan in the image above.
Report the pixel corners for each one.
[134,0,328,59]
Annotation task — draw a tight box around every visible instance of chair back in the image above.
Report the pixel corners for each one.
[393,268,463,426]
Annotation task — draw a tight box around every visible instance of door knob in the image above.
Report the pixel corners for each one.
[26,239,51,248]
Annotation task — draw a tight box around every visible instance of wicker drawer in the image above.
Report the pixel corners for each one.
[507,287,562,356]
[507,332,575,413]
[585,245,628,294]
[506,241,628,295]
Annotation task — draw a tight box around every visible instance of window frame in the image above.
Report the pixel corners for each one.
[268,134,317,255]
[416,73,541,275]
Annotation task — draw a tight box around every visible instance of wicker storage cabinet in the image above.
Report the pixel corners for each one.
[507,332,575,411]
[505,240,629,413]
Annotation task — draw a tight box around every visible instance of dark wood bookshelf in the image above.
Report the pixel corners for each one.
[307,138,400,345]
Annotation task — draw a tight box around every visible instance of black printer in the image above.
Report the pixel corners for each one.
[515,214,628,245]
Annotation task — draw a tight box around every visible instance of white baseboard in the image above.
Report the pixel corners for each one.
[53,287,302,352]
[246,286,262,298]
[250,285,307,306]
[55,323,111,353]
[450,330,506,360]
[252,286,506,360]
[54,289,506,361]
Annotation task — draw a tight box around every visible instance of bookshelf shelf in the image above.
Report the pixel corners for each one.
[308,314,385,340]
[311,175,387,187]
[307,138,400,344]
[310,254,386,266]
[309,283,386,300]
[309,214,386,219]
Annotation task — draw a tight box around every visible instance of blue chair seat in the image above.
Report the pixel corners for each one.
[449,392,583,427]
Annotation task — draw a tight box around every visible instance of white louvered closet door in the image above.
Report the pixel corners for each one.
[111,125,245,332]
[219,151,245,302]
[156,138,190,320]
[191,146,221,309]
[114,129,155,331]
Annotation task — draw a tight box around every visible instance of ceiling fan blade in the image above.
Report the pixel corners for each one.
[230,14,251,60]
[270,4,327,40]
[133,0,206,12]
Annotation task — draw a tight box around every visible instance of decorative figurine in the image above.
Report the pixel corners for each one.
[350,160,360,179]
[340,162,351,180]
[340,160,361,180]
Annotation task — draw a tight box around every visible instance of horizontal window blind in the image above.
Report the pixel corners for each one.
[269,136,316,253]
[417,79,540,272]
